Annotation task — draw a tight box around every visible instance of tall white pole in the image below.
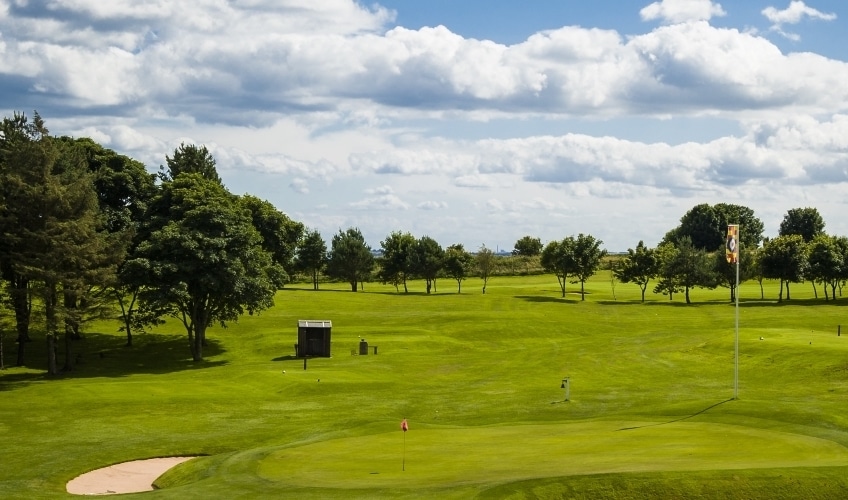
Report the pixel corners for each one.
[734,250,739,400]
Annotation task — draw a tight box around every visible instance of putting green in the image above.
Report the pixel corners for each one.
[257,421,848,489]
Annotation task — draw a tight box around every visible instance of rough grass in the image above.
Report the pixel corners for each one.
[1,274,847,498]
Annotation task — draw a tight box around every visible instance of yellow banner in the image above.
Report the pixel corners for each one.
[726,225,739,263]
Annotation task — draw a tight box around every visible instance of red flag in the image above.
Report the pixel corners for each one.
[401,419,408,432]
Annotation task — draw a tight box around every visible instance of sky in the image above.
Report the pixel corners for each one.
[2,0,847,252]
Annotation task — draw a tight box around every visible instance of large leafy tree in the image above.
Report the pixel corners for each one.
[295,229,327,290]
[412,236,444,294]
[59,137,157,347]
[806,234,847,301]
[541,237,576,298]
[240,195,304,285]
[133,173,282,361]
[614,241,659,303]
[779,207,825,243]
[326,228,374,292]
[443,244,473,293]
[665,203,723,251]
[713,203,764,249]
[759,234,807,302]
[379,231,416,293]
[1,116,122,374]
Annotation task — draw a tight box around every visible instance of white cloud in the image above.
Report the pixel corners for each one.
[762,1,837,40]
[640,0,726,24]
[417,200,448,210]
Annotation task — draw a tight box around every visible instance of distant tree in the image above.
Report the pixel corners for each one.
[713,203,764,249]
[666,237,716,304]
[653,242,681,300]
[240,195,304,286]
[570,234,607,301]
[806,234,847,301]
[541,238,576,298]
[713,245,754,302]
[326,228,374,292]
[512,236,542,256]
[411,236,444,294]
[614,241,659,302]
[779,207,825,243]
[666,203,723,251]
[476,245,495,294]
[760,234,807,302]
[443,244,473,293]
[295,229,327,290]
[160,143,221,184]
[133,174,282,361]
[379,231,416,293]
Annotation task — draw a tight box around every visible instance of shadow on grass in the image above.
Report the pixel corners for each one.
[0,332,227,390]
[515,295,579,304]
[617,398,734,431]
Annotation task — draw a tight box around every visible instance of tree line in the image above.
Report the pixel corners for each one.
[1,111,843,374]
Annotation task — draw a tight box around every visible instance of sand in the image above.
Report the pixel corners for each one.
[66,456,196,495]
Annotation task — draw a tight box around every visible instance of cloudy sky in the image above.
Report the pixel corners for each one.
[2,0,847,252]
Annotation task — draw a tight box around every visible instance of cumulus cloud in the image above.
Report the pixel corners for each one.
[762,1,837,40]
[350,185,410,211]
[417,200,448,210]
[640,0,726,24]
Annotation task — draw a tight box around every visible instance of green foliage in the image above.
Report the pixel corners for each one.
[160,142,221,184]
[512,235,542,256]
[760,234,808,302]
[779,207,825,242]
[411,235,444,294]
[326,227,374,292]
[443,243,473,293]
[379,231,416,292]
[133,174,281,361]
[295,229,327,290]
[240,194,304,284]
[614,240,659,302]
[475,244,495,294]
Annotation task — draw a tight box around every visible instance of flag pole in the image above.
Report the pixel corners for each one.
[734,240,739,400]
[727,224,740,400]
[401,419,408,471]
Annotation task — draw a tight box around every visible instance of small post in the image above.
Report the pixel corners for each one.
[303,357,308,370]
[839,325,841,337]
[561,377,570,402]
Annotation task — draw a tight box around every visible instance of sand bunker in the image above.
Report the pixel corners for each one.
[67,456,196,495]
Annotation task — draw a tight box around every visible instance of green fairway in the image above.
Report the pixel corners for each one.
[2,274,848,498]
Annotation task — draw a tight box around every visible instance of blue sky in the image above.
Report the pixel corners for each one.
[1,0,847,252]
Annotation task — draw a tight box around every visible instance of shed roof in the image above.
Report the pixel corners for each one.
[298,320,332,328]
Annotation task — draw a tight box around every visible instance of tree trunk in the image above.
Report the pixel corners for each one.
[640,285,646,303]
[685,286,691,304]
[580,281,585,301]
[62,325,75,372]
[812,282,817,298]
[456,279,462,294]
[778,280,784,302]
[45,282,59,376]
[350,280,358,292]
[312,269,319,290]
[12,276,31,366]
[786,282,791,300]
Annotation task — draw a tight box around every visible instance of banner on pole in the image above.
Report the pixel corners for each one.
[726,225,739,264]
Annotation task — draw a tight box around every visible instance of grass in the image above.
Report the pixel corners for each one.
[1,274,847,499]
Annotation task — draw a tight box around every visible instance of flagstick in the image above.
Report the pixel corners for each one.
[402,431,406,471]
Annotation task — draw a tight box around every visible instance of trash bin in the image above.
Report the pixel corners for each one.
[359,340,368,355]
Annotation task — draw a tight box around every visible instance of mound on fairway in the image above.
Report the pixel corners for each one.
[257,421,848,489]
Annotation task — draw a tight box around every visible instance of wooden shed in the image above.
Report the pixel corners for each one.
[297,320,332,357]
